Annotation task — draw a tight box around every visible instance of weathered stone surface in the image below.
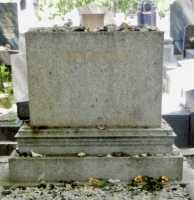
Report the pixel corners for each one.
[26,31,163,128]
[9,155,183,182]
[19,38,26,53]
[16,121,175,155]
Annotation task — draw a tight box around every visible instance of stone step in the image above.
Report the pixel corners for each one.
[0,141,17,155]
[9,155,183,182]
[16,122,176,155]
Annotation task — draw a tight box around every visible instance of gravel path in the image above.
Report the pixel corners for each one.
[1,181,189,200]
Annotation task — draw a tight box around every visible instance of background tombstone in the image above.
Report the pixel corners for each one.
[0,3,19,50]
[183,25,194,57]
[137,0,156,26]
[170,0,194,54]
[67,3,110,29]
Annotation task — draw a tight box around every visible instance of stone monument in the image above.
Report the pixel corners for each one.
[0,3,19,50]
[170,0,194,54]
[9,28,183,182]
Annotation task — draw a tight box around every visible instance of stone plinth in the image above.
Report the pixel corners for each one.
[9,155,183,182]
[16,120,175,155]
[26,31,164,128]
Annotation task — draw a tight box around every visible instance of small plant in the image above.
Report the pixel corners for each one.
[0,64,9,82]
[0,64,14,108]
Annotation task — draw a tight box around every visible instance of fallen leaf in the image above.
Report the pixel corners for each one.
[31,150,43,157]
[77,152,86,157]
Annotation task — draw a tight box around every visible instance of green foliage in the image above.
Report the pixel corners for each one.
[0,64,9,82]
[38,0,143,20]
[38,0,174,21]
[0,64,14,107]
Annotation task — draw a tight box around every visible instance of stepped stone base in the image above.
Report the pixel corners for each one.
[11,120,183,182]
[9,155,183,182]
[16,121,175,155]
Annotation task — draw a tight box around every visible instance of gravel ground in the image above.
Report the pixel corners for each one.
[1,181,190,200]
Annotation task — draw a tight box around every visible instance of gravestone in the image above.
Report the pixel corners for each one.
[27,32,162,128]
[11,38,29,120]
[137,0,156,26]
[11,38,28,103]
[183,25,194,57]
[69,3,110,29]
[0,3,19,50]
[170,0,194,54]
[9,28,183,182]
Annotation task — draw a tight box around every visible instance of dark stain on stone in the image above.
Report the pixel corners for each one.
[98,117,102,122]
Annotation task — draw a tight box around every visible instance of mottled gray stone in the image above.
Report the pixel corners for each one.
[11,53,28,103]
[9,155,183,182]
[19,38,26,53]
[26,31,164,128]
[16,121,175,155]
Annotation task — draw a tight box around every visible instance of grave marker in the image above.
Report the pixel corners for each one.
[9,28,183,182]
[170,0,194,54]
[183,25,194,57]
[0,3,19,50]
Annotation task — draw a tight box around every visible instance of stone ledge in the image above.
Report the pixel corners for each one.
[9,155,183,182]
[16,126,176,155]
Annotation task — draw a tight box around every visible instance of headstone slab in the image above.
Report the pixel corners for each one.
[26,31,164,128]
[11,53,28,103]
[0,3,19,50]
[170,0,194,41]
[183,25,194,57]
